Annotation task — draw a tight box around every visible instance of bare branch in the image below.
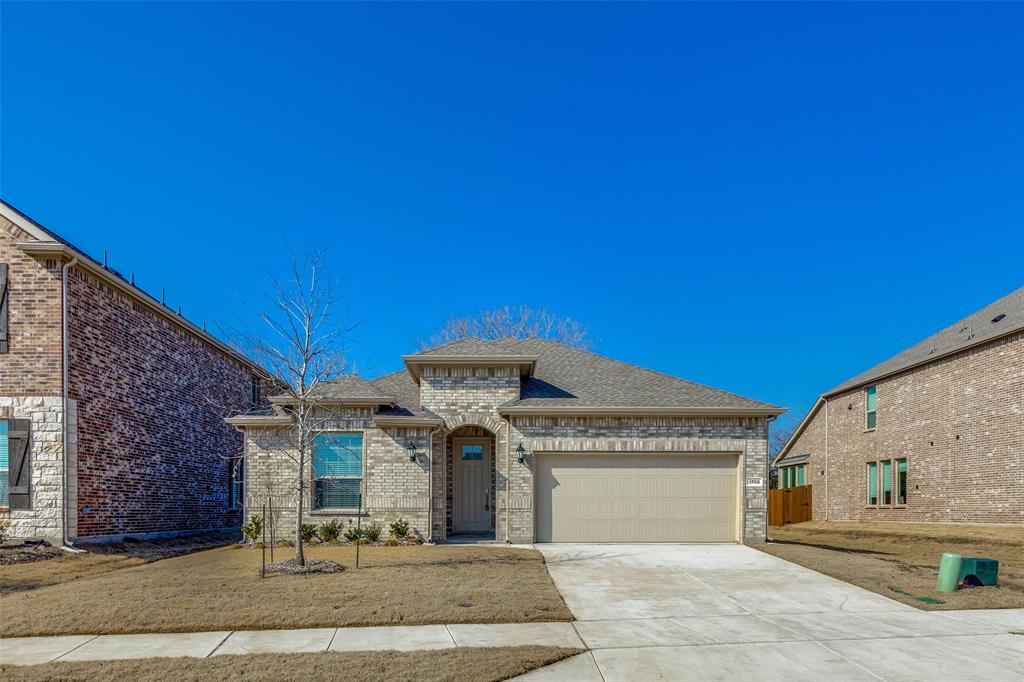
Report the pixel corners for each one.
[422,305,594,350]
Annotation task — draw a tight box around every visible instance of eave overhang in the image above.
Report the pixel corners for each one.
[224,415,294,428]
[372,416,445,427]
[267,395,396,407]
[16,241,270,380]
[401,354,539,384]
[498,405,787,417]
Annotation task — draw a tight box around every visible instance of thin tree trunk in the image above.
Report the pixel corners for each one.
[296,416,306,565]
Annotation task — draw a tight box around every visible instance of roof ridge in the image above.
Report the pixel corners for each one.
[412,335,493,355]
[520,337,781,409]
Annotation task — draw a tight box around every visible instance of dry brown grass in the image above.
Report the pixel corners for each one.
[0,646,582,681]
[0,545,572,637]
[759,521,1023,610]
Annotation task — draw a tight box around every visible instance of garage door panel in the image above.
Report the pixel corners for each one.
[535,454,738,543]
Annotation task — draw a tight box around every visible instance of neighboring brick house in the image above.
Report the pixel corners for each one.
[228,337,784,544]
[773,288,1023,525]
[0,200,266,543]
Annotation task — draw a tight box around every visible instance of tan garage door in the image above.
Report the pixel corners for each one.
[535,454,738,543]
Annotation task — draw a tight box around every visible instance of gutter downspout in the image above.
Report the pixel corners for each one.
[505,420,511,544]
[427,425,441,543]
[766,415,776,541]
[823,397,829,521]
[61,257,84,552]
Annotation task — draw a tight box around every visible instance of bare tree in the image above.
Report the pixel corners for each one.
[233,248,356,565]
[423,305,593,350]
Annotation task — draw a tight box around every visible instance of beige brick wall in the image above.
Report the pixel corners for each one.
[245,364,773,544]
[784,331,1023,524]
[244,408,437,539]
[508,415,770,543]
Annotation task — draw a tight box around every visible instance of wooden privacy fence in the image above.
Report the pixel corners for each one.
[769,485,812,526]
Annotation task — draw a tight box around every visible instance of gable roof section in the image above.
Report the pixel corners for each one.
[268,374,395,401]
[402,337,782,416]
[774,287,1024,464]
[402,336,539,383]
[1,198,268,378]
[824,287,1024,397]
[499,337,783,415]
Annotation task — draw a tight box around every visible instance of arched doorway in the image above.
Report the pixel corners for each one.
[446,425,497,538]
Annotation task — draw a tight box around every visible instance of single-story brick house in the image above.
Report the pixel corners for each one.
[227,337,784,544]
[1,199,266,543]
[773,287,1023,525]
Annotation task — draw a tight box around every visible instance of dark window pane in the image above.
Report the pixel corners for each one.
[462,445,483,461]
[314,479,361,509]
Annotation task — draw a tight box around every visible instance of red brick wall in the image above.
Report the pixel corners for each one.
[784,331,1023,524]
[67,266,258,537]
[0,219,63,395]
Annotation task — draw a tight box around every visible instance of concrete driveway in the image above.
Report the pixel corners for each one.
[523,544,1023,681]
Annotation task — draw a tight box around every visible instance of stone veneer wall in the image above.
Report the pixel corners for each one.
[783,330,1023,524]
[508,415,770,544]
[0,397,76,542]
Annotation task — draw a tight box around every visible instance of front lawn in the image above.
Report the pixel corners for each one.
[0,646,582,682]
[0,545,572,637]
[758,521,1023,610]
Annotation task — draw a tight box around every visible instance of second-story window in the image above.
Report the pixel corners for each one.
[865,386,877,430]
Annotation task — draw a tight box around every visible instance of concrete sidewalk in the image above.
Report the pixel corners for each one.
[0,622,583,667]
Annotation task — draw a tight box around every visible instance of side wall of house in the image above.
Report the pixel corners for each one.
[67,267,258,539]
[781,331,1023,524]
[0,222,68,541]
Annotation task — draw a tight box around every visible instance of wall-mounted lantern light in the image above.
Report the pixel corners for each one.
[516,442,527,464]
[406,441,417,462]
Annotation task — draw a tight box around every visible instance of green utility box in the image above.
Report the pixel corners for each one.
[958,557,999,587]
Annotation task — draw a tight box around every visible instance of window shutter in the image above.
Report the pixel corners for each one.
[7,418,31,510]
[0,263,9,354]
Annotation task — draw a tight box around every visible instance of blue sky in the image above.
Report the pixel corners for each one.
[2,2,1021,431]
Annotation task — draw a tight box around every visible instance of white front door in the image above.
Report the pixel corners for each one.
[454,439,491,533]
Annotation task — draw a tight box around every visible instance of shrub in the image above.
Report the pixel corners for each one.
[406,535,424,545]
[389,518,411,540]
[363,524,383,543]
[383,537,399,547]
[318,520,343,543]
[277,539,295,548]
[343,525,364,543]
[300,523,319,543]
[241,515,264,544]
[0,518,9,544]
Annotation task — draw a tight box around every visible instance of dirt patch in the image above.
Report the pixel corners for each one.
[0,545,572,637]
[0,646,582,682]
[0,544,64,566]
[266,558,344,574]
[759,521,1023,610]
[0,531,238,596]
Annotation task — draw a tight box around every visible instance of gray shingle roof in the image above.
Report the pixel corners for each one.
[825,287,1024,396]
[369,371,437,419]
[375,337,781,414]
[408,337,531,357]
[504,338,780,411]
[304,374,394,401]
